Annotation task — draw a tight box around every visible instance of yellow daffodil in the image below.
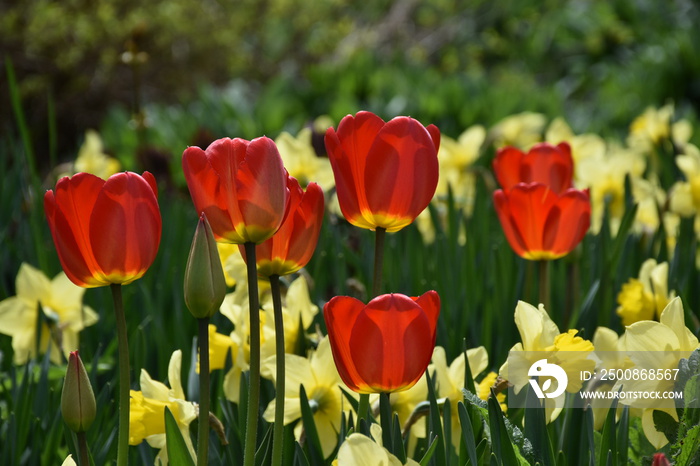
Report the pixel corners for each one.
[129,350,197,465]
[616,258,674,325]
[628,104,675,151]
[491,112,546,149]
[219,275,317,402]
[276,127,335,191]
[74,130,121,179]
[575,144,646,234]
[630,176,667,236]
[261,337,353,458]
[674,144,700,212]
[0,263,98,365]
[617,297,699,448]
[431,345,496,448]
[261,275,318,356]
[416,125,485,244]
[545,117,607,166]
[333,424,420,466]
[61,455,77,466]
[197,324,235,373]
[475,371,505,410]
[499,301,595,422]
[217,242,246,288]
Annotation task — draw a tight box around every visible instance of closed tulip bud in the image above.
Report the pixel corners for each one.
[61,351,96,433]
[184,213,226,319]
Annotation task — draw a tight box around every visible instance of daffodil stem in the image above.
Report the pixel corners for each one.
[77,431,89,466]
[111,283,130,466]
[197,317,210,466]
[539,260,550,311]
[243,242,260,466]
[372,227,386,297]
[270,274,285,466]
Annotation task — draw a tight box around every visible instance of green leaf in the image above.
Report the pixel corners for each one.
[674,423,700,466]
[418,435,439,466]
[426,370,446,466]
[652,410,679,445]
[164,407,195,466]
[597,396,618,466]
[458,402,478,466]
[392,413,407,464]
[616,405,629,466]
[488,390,519,466]
[524,387,555,466]
[299,385,324,464]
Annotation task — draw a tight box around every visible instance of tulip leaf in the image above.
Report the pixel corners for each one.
[418,435,439,466]
[293,442,311,466]
[254,423,273,466]
[299,384,324,465]
[458,402,478,466]
[392,412,407,463]
[425,370,446,466]
[164,407,195,466]
[616,405,630,466]
[443,397,453,465]
[524,387,555,466]
[487,389,519,466]
[597,395,619,466]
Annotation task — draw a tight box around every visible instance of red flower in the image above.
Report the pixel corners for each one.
[493,183,590,260]
[493,142,573,194]
[241,176,325,277]
[323,291,440,394]
[182,137,289,244]
[44,172,162,287]
[324,111,440,232]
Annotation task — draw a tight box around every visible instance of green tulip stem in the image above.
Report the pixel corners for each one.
[111,283,130,466]
[77,431,90,466]
[539,259,550,311]
[270,274,285,466]
[372,227,386,298]
[197,317,210,466]
[243,242,261,466]
[358,393,371,431]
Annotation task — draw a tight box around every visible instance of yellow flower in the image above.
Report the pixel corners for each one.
[261,337,353,458]
[261,275,318,356]
[617,297,699,448]
[0,263,98,365]
[61,455,77,466]
[490,112,546,149]
[616,258,674,325]
[217,242,245,288]
[674,144,700,212]
[475,371,506,411]
[74,130,121,179]
[276,127,335,191]
[334,424,420,466]
[219,275,317,402]
[545,117,607,166]
[575,144,646,234]
[499,301,595,422]
[432,345,494,448]
[129,350,197,465]
[628,104,675,150]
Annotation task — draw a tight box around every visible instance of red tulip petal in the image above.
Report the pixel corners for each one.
[44,174,105,287]
[325,112,385,230]
[426,124,441,152]
[520,143,573,194]
[323,296,368,392]
[89,172,162,284]
[493,147,525,191]
[413,290,441,338]
[183,142,239,241]
[350,294,433,392]
[235,137,289,243]
[283,182,325,272]
[493,189,529,258]
[544,189,590,257]
[364,117,439,231]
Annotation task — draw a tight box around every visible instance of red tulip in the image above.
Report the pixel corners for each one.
[493,142,573,194]
[493,183,590,260]
[324,111,440,232]
[323,291,440,394]
[182,137,289,244]
[241,177,325,277]
[44,172,162,288]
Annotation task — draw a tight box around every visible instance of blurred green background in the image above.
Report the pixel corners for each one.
[2,0,699,165]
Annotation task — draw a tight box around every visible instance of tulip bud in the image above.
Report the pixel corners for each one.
[61,351,96,433]
[184,213,226,319]
[652,453,670,466]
